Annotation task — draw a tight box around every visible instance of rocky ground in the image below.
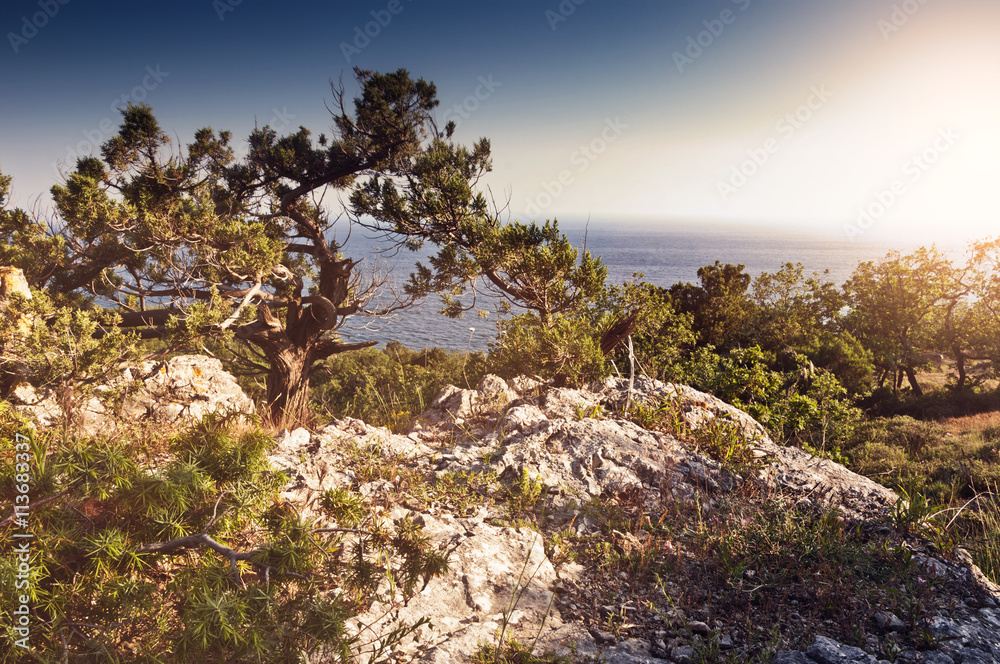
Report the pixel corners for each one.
[267,372,1000,663]
[16,356,998,662]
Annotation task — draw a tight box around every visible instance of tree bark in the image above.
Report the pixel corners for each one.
[953,346,967,391]
[265,345,314,425]
[903,365,923,397]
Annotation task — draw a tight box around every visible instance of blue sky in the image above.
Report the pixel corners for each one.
[1,0,998,244]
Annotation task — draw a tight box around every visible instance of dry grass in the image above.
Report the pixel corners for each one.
[935,410,1000,435]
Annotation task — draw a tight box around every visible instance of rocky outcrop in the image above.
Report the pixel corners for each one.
[270,374,1000,663]
[354,512,564,664]
[121,355,254,423]
[14,354,254,433]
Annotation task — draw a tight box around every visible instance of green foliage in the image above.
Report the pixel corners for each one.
[0,287,139,432]
[472,639,570,664]
[311,342,486,431]
[602,276,696,382]
[675,345,863,449]
[321,486,367,527]
[669,261,753,351]
[0,412,447,662]
[489,312,607,386]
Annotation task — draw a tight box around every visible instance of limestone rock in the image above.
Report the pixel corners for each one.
[121,355,254,423]
[12,385,107,435]
[269,374,1000,664]
[352,513,560,664]
[267,418,434,518]
[414,374,519,433]
[0,266,32,336]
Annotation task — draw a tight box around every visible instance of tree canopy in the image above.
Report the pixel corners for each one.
[2,68,482,424]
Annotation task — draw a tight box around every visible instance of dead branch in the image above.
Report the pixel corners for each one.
[137,532,307,585]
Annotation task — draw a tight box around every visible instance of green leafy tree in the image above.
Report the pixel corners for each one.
[750,262,844,353]
[9,69,480,424]
[668,262,754,350]
[351,136,609,384]
[843,247,953,396]
[601,276,696,382]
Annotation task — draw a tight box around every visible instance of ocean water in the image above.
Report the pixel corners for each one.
[334,221,933,353]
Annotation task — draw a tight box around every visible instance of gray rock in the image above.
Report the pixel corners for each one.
[268,375,1000,663]
[351,514,561,664]
[920,653,956,664]
[773,653,817,664]
[599,638,658,663]
[540,387,601,420]
[670,644,696,664]
[14,354,253,435]
[122,355,254,423]
[687,620,710,635]
[805,635,879,663]
[477,373,516,406]
[267,418,434,518]
[873,610,905,633]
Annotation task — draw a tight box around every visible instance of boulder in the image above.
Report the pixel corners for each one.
[121,355,254,423]
[0,266,32,335]
[267,374,1000,664]
[413,374,517,434]
[352,512,562,664]
[267,418,436,518]
[14,355,254,434]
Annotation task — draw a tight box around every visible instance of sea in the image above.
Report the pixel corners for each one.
[334,220,962,353]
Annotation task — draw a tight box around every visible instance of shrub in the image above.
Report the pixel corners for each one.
[488,313,607,386]
[0,411,446,662]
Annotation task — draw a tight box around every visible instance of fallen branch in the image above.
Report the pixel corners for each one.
[0,488,72,529]
[137,532,307,586]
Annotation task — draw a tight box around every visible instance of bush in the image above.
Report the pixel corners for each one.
[0,411,446,662]
[311,343,486,431]
[488,313,607,386]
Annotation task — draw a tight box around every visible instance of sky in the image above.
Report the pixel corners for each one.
[1,0,998,246]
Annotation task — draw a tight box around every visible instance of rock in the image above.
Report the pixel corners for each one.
[121,355,254,424]
[773,653,817,664]
[415,375,517,433]
[0,266,32,335]
[873,610,904,633]
[497,404,547,433]
[352,514,560,664]
[687,620,710,635]
[488,416,725,510]
[477,373,516,406]
[805,635,885,663]
[267,374,1000,663]
[267,418,434,518]
[596,377,899,521]
[670,644,696,664]
[509,375,543,395]
[540,387,602,420]
[13,386,107,435]
[921,653,956,664]
[599,638,658,663]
